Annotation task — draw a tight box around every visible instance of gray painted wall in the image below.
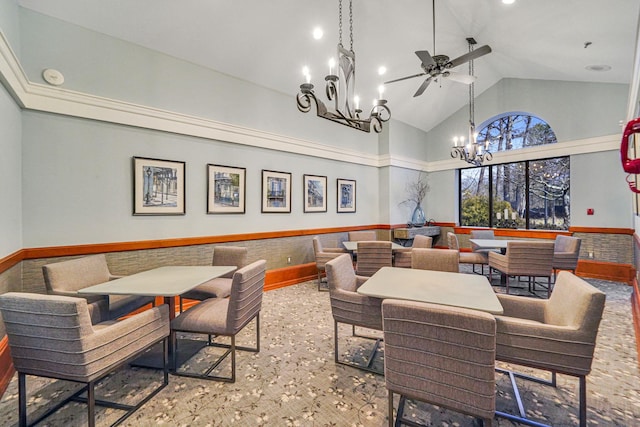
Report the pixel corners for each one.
[17,8,379,154]
[427,78,628,161]
[0,82,22,256]
[21,111,380,247]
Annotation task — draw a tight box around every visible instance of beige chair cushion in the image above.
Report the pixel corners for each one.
[348,231,377,241]
[489,241,555,277]
[411,248,459,272]
[356,241,392,276]
[553,235,581,271]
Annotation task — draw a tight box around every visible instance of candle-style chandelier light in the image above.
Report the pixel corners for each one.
[296,0,391,133]
[451,38,493,167]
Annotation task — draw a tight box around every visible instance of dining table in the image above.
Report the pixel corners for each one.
[357,266,503,315]
[80,265,236,369]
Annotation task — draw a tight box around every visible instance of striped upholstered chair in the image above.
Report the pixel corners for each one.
[0,292,170,427]
[42,254,155,322]
[326,254,383,374]
[494,272,605,427]
[383,299,496,426]
[411,248,459,272]
[171,260,266,382]
[179,246,248,310]
[356,241,393,276]
[393,235,433,268]
[488,240,555,297]
[552,235,581,279]
[312,236,347,290]
[447,232,489,275]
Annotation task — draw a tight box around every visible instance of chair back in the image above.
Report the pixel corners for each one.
[505,241,555,276]
[412,235,433,248]
[325,254,358,292]
[42,254,112,294]
[348,231,377,241]
[553,235,581,270]
[547,272,605,331]
[447,232,460,250]
[326,254,382,330]
[226,260,266,333]
[411,248,459,272]
[470,230,495,240]
[356,241,392,276]
[213,246,249,278]
[0,293,94,376]
[382,299,496,421]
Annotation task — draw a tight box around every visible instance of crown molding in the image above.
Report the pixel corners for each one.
[0,32,619,173]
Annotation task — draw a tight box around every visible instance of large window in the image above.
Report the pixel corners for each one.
[459,114,569,230]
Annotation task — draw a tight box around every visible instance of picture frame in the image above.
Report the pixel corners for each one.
[262,169,292,213]
[207,164,246,214]
[337,178,356,213]
[303,174,327,213]
[133,156,185,215]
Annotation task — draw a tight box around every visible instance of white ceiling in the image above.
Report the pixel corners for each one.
[17,0,640,133]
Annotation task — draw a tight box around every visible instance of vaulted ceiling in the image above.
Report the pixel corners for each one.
[18,0,640,133]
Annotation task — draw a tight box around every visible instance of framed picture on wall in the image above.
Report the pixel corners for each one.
[262,169,292,213]
[303,174,327,213]
[207,164,246,214]
[337,178,356,213]
[133,156,185,215]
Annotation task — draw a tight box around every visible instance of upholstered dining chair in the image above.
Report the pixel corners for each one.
[326,254,383,374]
[470,229,499,256]
[179,246,248,311]
[382,299,496,427]
[552,235,581,279]
[0,292,170,427]
[348,230,377,241]
[393,235,433,268]
[488,240,555,297]
[312,236,347,290]
[356,241,393,276]
[42,254,155,322]
[493,271,606,427]
[171,259,266,383]
[411,248,459,272]
[447,232,488,274]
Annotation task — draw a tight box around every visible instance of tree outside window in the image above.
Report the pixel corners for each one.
[460,113,569,230]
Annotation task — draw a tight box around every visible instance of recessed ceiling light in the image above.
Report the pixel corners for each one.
[585,64,612,72]
[502,0,515,4]
[378,66,387,76]
[313,27,323,40]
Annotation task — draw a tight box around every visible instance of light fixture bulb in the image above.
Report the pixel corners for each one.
[312,27,323,40]
[302,66,310,77]
[354,95,360,110]
[378,85,385,99]
[378,66,387,76]
[502,0,515,4]
[328,57,336,75]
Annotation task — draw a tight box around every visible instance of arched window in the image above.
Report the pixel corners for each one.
[459,113,569,230]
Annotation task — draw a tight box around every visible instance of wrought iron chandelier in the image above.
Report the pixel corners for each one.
[451,38,493,166]
[296,0,390,133]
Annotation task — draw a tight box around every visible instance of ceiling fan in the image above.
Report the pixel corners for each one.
[384,0,492,97]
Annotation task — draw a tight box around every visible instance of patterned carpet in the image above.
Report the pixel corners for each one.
[0,270,639,426]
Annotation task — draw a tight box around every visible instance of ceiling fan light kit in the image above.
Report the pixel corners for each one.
[296,0,390,133]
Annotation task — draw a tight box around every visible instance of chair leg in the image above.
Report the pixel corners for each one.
[18,372,26,427]
[87,382,95,427]
[579,375,587,427]
[255,313,261,352]
[388,390,394,427]
[230,335,236,383]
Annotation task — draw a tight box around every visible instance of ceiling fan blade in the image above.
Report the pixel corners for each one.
[447,45,492,69]
[415,50,436,68]
[413,77,433,97]
[446,72,476,84]
[384,72,426,85]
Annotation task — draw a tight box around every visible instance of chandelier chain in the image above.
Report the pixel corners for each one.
[349,0,354,51]
[338,0,343,47]
[469,42,475,126]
